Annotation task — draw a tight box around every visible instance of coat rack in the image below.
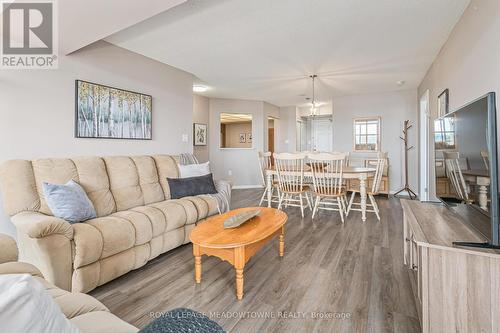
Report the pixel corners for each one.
[394,120,417,199]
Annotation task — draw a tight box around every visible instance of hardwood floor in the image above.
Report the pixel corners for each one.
[91,189,420,333]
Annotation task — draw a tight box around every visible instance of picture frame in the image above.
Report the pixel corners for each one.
[239,133,246,143]
[246,132,252,143]
[193,123,207,146]
[75,80,152,140]
[438,89,449,117]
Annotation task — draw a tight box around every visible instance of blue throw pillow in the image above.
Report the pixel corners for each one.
[42,180,97,223]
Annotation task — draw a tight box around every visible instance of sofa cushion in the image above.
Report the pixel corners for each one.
[130,206,167,237]
[73,157,116,217]
[71,311,138,333]
[85,216,135,259]
[104,157,144,211]
[152,155,179,200]
[0,159,40,216]
[183,195,219,220]
[53,292,109,319]
[132,156,165,205]
[33,159,80,215]
[112,210,153,246]
[148,201,188,232]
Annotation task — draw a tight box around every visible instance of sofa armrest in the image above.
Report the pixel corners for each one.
[0,233,18,263]
[10,212,74,291]
[0,261,43,278]
[11,212,73,240]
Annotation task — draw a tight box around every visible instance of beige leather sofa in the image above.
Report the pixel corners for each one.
[0,155,219,293]
[0,233,138,332]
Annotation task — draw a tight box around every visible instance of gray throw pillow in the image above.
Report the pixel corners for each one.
[167,173,218,199]
[42,180,97,223]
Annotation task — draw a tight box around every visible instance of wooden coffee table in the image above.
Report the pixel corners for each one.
[189,207,287,300]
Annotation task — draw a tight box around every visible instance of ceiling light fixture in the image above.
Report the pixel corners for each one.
[193,85,208,93]
[310,74,318,116]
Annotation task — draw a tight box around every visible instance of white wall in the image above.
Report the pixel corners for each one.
[209,98,264,187]
[276,106,297,152]
[333,90,418,193]
[193,95,210,162]
[0,41,194,236]
[418,0,500,200]
[223,122,252,148]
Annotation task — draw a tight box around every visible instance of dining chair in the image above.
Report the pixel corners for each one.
[258,151,280,206]
[481,150,489,170]
[308,153,347,222]
[346,157,386,221]
[443,151,469,202]
[274,152,311,218]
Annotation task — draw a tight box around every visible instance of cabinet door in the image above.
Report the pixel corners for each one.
[403,212,410,265]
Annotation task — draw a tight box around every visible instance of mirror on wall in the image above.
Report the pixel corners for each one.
[220,113,253,149]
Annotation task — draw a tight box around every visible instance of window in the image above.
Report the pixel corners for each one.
[353,117,380,151]
[434,116,455,150]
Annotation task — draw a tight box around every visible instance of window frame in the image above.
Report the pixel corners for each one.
[433,116,456,151]
[352,117,381,152]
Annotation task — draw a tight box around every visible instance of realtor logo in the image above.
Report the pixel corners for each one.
[1,0,58,69]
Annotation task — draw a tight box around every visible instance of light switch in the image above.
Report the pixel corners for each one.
[182,134,189,143]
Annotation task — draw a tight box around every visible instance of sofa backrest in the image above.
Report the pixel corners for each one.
[0,155,179,217]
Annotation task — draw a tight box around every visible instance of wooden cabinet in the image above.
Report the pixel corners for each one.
[435,177,458,198]
[401,200,500,332]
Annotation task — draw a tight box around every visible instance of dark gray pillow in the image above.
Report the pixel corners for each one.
[167,173,218,199]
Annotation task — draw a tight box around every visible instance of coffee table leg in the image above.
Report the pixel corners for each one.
[193,244,201,283]
[235,247,245,300]
[279,227,285,257]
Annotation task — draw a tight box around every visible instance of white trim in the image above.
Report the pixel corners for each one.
[232,185,263,189]
[419,90,430,202]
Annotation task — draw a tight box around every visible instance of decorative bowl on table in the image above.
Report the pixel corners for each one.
[223,210,261,229]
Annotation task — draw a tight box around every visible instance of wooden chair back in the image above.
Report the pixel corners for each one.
[258,151,272,186]
[443,151,468,200]
[274,153,306,193]
[308,153,345,196]
[370,158,386,194]
[481,150,489,170]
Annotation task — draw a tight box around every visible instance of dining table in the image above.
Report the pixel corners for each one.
[462,169,490,211]
[265,166,376,221]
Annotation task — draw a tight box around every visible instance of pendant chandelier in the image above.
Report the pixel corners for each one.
[310,74,318,116]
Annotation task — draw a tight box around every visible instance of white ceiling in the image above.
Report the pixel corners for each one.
[106,0,470,107]
[60,0,187,55]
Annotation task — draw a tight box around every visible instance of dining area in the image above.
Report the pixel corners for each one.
[257,151,388,222]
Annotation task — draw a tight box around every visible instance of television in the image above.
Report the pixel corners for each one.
[434,92,499,249]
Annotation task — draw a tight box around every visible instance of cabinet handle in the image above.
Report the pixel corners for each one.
[412,264,418,271]
[405,237,410,242]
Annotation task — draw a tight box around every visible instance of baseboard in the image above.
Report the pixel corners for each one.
[232,185,263,189]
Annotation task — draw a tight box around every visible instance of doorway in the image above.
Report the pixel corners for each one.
[268,117,276,154]
[419,90,430,201]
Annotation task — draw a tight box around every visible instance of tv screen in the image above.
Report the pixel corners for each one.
[434,92,499,247]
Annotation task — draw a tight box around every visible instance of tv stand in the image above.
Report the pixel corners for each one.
[453,241,500,249]
[401,199,500,332]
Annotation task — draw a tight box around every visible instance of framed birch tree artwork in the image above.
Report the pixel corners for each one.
[75,80,152,139]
